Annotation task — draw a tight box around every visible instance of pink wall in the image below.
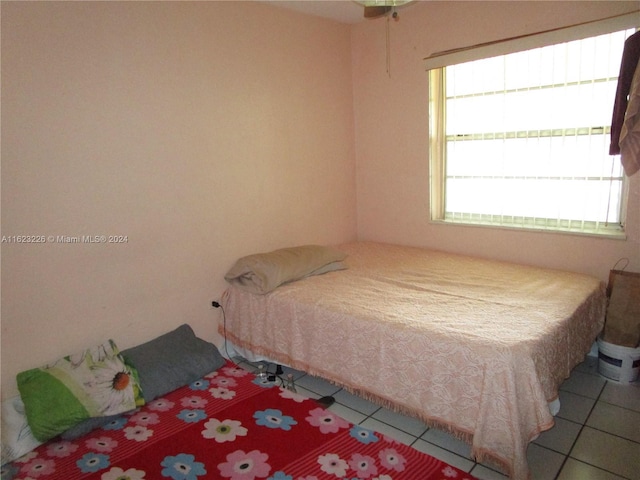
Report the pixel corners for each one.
[2,1,639,400]
[352,1,640,279]
[1,2,357,398]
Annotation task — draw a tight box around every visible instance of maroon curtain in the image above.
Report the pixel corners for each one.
[610,31,640,156]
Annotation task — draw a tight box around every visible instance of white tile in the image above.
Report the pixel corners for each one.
[327,403,368,425]
[236,360,260,373]
[527,443,565,480]
[294,374,341,397]
[571,426,640,480]
[533,417,582,455]
[412,438,475,473]
[575,355,600,376]
[296,385,320,400]
[600,381,640,412]
[469,464,508,479]
[557,458,630,480]
[586,401,640,443]
[371,407,428,437]
[473,459,510,478]
[279,365,307,380]
[560,370,606,399]
[332,389,380,415]
[359,417,416,446]
[420,428,473,459]
[556,390,597,424]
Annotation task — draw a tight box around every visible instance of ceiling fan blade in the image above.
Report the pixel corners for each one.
[364,5,392,18]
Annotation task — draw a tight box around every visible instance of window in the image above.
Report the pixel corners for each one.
[428,20,638,236]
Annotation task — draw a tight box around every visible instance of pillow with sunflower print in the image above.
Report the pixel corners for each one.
[16,340,144,442]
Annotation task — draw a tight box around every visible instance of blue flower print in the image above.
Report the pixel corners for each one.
[161,453,207,480]
[252,377,275,388]
[268,472,293,480]
[254,408,298,431]
[102,416,127,431]
[177,409,207,423]
[349,425,379,444]
[76,452,110,473]
[189,379,210,391]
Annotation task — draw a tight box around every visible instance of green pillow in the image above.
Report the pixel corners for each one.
[60,325,225,441]
[17,340,143,442]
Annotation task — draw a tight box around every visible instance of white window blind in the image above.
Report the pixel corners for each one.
[427,13,639,236]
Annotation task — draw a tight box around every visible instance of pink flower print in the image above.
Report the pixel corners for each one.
[85,436,118,453]
[181,395,208,409]
[349,453,378,478]
[124,425,153,442]
[317,453,348,477]
[130,411,160,426]
[202,418,248,443]
[378,448,406,472]
[443,465,461,477]
[279,388,305,403]
[381,433,399,444]
[15,450,37,463]
[20,457,56,478]
[211,376,238,389]
[218,449,271,480]
[147,398,175,411]
[305,407,350,434]
[101,466,146,480]
[210,387,236,400]
[45,440,78,458]
[221,366,249,378]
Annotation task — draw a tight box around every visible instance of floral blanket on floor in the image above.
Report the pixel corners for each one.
[1,360,476,480]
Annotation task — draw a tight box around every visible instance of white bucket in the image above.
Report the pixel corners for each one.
[597,336,640,384]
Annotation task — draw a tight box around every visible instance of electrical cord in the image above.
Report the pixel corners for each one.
[213,300,331,404]
[211,300,233,361]
[265,365,286,387]
[213,299,294,390]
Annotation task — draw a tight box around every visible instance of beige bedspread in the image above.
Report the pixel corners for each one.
[221,242,606,479]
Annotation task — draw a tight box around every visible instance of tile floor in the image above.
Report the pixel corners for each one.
[233,355,640,480]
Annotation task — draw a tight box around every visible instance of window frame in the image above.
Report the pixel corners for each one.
[425,12,639,238]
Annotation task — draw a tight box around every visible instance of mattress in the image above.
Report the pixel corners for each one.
[220,241,606,479]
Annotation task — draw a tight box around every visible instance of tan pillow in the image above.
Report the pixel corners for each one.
[225,245,347,294]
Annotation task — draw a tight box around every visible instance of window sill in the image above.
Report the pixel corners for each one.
[430,218,627,240]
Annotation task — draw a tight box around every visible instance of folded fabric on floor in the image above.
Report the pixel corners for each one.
[1,360,477,480]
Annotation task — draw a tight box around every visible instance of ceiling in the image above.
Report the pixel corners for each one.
[263,1,374,24]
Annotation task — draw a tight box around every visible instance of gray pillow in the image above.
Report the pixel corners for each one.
[122,324,225,403]
[60,324,224,440]
[60,415,119,441]
[225,244,347,294]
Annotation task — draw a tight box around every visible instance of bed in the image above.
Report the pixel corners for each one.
[220,241,607,480]
[1,323,474,480]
